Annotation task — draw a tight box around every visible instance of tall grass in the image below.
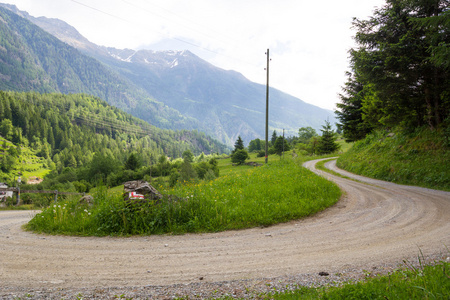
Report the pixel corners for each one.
[337,128,450,191]
[25,158,341,235]
[269,260,450,299]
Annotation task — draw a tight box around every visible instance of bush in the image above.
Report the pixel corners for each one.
[231,149,249,165]
[256,150,266,158]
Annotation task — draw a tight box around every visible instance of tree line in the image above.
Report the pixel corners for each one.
[0,91,229,192]
[235,119,340,165]
[336,0,449,142]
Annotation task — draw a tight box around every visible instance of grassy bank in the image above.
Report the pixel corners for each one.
[266,260,450,299]
[337,128,449,191]
[25,157,341,235]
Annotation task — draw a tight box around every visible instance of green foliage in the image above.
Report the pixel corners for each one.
[337,0,450,140]
[194,160,219,180]
[271,130,278,146]
[178,160,198,184]
[231,149,249,165]
[0,91,229,189]
[26,158,341,235]
[0,119,13,140]
[298,127,318,144]
[270,261,450,299]
[88,153,119,183]
[233,136,245,153]
[248,138,262,152]
[273,136,290,156]
[337,128,450,190]
[256,150,266,157]
[182,149,194,163]
[317,120,340,155]
[124,153,140,171]
[335,72,375,142]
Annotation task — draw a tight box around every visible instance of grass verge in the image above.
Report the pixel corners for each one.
[266,260,450,300]
[337,128,450,191]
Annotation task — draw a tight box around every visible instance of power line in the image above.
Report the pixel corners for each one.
[68,0,258,67]
[69,0,131,24]
[121,0,238,47]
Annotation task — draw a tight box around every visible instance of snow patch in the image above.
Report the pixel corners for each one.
[170,58,179,68]
[108,50,136,63]
[125,51,136,62]
[144,58,157,65]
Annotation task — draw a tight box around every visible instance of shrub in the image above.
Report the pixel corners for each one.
[231,149,249,165]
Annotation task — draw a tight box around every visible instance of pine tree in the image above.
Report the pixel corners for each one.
[317,120,339,155]
[345,0,449,130]
[335,72,374,142]
[231,136,249,165]
[233,136,244,153]
[271,131,277,146]
[273,136,290,156]
[125,153,140,171]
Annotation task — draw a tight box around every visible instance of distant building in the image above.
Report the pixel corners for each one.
[0,182,13,201]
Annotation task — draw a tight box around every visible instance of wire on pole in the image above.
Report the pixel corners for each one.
[265,49,270,164]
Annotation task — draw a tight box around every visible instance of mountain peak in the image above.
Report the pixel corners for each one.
[0,5,336,146]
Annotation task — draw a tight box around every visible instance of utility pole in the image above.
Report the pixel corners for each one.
[16,176,21,206]
[265,49,270,164]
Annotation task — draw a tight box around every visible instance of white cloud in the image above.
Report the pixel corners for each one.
[1,0,386,110]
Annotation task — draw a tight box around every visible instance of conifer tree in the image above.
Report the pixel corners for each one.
[125,153,140,171]
[233,136,244,153]
[273,136,290,156]
[231,136,249,165]
[317,120,339,155]
[271,131,278,146]
[337,0,449,133]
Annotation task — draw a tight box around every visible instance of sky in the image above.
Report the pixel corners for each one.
[1,0,386,111]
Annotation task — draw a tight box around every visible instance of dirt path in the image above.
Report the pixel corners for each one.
[1,159,449,298]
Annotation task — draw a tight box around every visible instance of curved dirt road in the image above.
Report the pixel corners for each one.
[1,159,449,298]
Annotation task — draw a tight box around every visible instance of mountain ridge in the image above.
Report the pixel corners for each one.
[0,4,336,146]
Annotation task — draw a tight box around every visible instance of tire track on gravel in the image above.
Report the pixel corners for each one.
[1,158,449,292]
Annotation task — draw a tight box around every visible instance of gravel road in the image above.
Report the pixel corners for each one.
[1,159,449,299]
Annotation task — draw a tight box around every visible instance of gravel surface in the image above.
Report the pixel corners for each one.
[1,159,449,299]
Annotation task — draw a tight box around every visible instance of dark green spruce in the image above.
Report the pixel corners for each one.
[336,0,449,139]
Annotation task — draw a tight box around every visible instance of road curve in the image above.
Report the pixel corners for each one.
[1,159,449,293]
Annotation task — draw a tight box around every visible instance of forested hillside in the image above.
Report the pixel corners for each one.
[0,91,228,187]
[0,6,199,132]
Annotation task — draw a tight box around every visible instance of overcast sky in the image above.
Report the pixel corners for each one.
[1,0,386,110]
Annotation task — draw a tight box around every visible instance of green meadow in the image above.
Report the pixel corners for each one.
[25,156,341,235]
